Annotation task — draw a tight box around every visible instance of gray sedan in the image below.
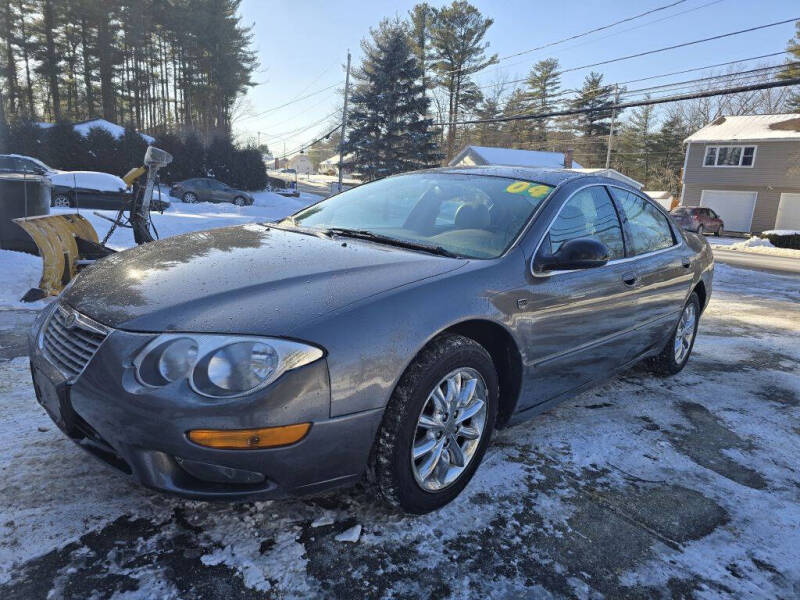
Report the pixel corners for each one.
[170,177,254,206]
[28,167,713,513]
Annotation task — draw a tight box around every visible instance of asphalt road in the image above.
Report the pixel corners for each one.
[712,248,800,277]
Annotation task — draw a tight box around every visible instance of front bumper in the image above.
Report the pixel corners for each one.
[28,316,382,500]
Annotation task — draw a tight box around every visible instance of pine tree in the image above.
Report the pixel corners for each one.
[345,19,441,181]
[780,21,800,111]
[524,58,560,147]
[428,1,497,160]
[617,100,656,185]
[570,71,615,166]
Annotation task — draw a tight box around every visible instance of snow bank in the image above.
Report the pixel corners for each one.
[721,236,800,258]
[49,171,127,192]
[762,230,800,236]
[0,250,51,309]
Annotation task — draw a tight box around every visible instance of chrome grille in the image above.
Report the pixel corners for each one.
[41,304,109,381]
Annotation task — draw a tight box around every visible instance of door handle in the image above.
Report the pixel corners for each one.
[622,272,637,286]
[681,256,691,268]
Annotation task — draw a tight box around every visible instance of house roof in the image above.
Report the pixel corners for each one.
[449,145,583,169]
[320,152,355,165]
[684,114,800,144]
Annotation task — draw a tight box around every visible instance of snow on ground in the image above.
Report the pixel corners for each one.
[0,189,319,308]
[710,235,800,258]
[0,264,798,598]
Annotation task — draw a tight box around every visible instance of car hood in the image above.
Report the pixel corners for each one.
[63,223,467,334]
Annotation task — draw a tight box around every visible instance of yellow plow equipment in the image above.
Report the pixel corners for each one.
[13,213,101,300]
[12,146,172,302]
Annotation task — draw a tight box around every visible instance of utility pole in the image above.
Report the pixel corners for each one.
[337,50,351,193]
[605,84,620,169]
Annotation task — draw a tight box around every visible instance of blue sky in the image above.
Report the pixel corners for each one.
[234,0,798,156]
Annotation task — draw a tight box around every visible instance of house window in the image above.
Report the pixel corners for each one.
[703,145,756,167]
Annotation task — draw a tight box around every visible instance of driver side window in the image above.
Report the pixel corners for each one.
[547,186,625,260]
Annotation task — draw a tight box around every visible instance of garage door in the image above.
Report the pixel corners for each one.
[699,190,757,232]
[775,193,800,230]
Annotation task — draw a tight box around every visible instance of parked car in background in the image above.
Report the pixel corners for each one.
[30,167,713,514]
[0,154,170,211]
[169,178,254,206]
[671,206,724,235]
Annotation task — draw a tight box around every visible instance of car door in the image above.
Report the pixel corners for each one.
[608,187,693,355]
[206,180,228,203]
[515,184,641,410]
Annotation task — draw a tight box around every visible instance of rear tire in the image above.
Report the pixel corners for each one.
[647,292,700,376]
[372,334,498,514]
[696,225,704,235]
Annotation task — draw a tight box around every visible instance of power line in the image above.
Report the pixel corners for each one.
[491,0,726,76]
[277,123,342,159]
[615,50,791,86]
[242,81,342,121]
[443,0,689,76]
[436,77,800,126]
[462,62,795,125]
[558,17,799,75]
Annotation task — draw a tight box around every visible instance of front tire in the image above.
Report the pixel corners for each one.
[372,334,498,514]
[182,192,197,203]
[647,292,700,376]
[714,226,722,237]
[233,196,247,206]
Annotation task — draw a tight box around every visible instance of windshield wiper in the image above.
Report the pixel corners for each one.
[264,219,329,239]
[325,228,460,258]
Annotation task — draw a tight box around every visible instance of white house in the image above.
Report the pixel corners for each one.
[287,153,313,174]
[319,152,355,176]
[449,145,582,169]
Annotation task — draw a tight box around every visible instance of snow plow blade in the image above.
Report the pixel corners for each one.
[13,214,101,300]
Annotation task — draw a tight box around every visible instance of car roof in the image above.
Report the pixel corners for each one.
[411,165,599,188]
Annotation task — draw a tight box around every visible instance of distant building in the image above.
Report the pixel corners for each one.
[287,153,313,174]
[680,114,800,233]
[449,145,582,169]
[37,118,155,144]
[319,153,355,176]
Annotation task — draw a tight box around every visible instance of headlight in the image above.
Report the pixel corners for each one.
[134,334,323,398]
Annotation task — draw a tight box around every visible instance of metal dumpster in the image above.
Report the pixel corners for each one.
[0,173,51,253]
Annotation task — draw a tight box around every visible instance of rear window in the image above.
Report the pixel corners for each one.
[671,207,692,215]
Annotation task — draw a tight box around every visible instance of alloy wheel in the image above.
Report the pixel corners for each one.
[673,302,697,364]
[53,194,71,208]
[234,197,246,206]
[411,367,487,492]
[183,192,197,203]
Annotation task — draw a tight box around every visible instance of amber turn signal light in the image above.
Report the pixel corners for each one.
[187,423,311,449]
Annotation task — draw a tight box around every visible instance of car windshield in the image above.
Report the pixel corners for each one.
[289,173,554,259]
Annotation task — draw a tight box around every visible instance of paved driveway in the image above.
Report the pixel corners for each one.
[0,263,798,599]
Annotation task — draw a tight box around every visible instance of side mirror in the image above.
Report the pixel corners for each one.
[533,237,610,274]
